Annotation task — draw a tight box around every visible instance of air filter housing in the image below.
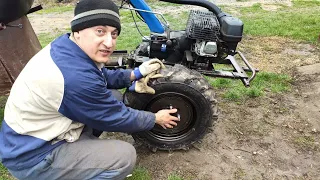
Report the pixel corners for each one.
[186,10,220,41]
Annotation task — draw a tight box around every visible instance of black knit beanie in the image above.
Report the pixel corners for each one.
[71,0,121,34]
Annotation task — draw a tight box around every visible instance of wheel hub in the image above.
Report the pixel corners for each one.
[145,92,197,141]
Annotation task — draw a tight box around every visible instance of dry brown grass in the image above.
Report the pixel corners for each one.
[238,36,320,74]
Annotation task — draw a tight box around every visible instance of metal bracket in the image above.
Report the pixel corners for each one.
[6,23,23,29]
[195,51,257,87]
[237,51,256,82]
[1,22,23,29]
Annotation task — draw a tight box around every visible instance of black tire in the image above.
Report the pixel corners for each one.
[124,64,218,151]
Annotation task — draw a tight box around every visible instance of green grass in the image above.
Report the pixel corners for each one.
[38,33,59,47]
[207,72,292,101]
[168,173,184,180]
[0,108,3,128]
[0,163,13,180]
[0,96,7,127]
[234,168,247,179]
[126,167,186,180]
[293,135,319,152]
[38,30,68,47]
[116,10,150,51]
[149,1,181,9]
[126,167,152,180]
[163,11,189,30]
[239,1,320,44]
[0,97,11,180]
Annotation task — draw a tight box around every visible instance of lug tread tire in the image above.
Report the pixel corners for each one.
[125,64,218,151]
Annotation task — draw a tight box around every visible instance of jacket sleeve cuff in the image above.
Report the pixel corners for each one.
[133,68,143,80]
[145,111,156,130]
[136,110,156,131]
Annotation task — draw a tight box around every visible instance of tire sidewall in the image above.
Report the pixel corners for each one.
[127,82,212,150]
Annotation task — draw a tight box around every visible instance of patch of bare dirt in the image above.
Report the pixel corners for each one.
[131,61,320,180]
[239,36,320,74]
[28,12,73,34]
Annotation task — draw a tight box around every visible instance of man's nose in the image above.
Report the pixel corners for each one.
[103,33,113,48]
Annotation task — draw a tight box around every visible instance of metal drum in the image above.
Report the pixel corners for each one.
[0,0,41,95]
[0,0,34,24]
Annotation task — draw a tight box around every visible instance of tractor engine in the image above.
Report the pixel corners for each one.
[186,10,220,58]
[129,10,244,69]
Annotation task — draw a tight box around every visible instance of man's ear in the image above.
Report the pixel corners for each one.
[73,31,80,39]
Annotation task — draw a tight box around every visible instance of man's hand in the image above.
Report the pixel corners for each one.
[155,109,180,129]
[129,71,163,94]
[133,59,165,80]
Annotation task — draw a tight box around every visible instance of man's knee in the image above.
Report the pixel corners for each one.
[95,141,136,179]
[118,141,136,172]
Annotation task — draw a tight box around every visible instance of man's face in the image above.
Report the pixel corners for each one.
[73,25,119,63]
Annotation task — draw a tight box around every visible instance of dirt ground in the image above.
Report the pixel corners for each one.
[130,38,320,180]
[27,0,320,179]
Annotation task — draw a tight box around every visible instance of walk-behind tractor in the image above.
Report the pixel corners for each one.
[0,0,257,152]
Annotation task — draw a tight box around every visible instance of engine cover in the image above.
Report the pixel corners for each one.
[185,10,220,42]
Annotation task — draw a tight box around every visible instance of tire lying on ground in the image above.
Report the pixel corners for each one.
[124,64,218,151]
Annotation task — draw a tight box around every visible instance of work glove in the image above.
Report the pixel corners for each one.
[129,71,163,94]
[133,59,166,80]
[129,59,165,94]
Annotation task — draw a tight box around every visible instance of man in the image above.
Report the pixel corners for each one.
[0,0,179,179]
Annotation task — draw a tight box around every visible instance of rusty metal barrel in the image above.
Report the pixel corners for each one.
[0,0,41,95]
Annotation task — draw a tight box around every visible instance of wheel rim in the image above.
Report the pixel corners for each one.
[144,92,198,142]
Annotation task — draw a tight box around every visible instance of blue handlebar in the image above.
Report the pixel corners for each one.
[129,0,165,34]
